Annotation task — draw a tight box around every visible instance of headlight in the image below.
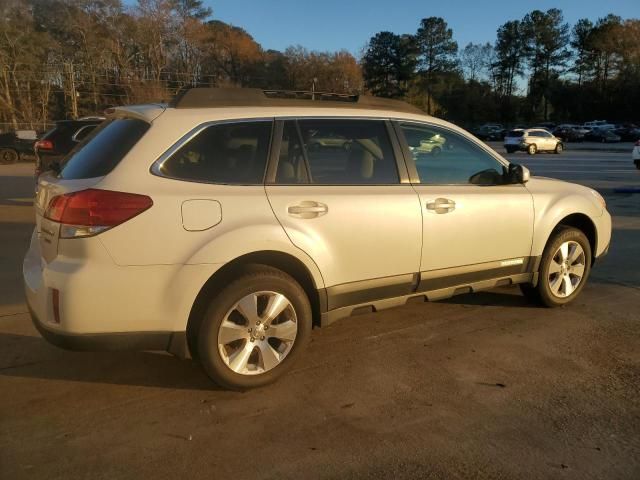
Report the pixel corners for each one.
[591,189,606,209]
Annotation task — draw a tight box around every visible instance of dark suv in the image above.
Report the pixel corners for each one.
[0,130,38,164]
[35,118,104,176]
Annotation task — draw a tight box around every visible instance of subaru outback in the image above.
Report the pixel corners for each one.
[24,88,612,389]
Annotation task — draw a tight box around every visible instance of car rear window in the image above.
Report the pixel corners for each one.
[506,130,524,137]
[60,118,150,179]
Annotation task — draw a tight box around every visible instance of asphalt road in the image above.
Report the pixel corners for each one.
[1,147,639,479]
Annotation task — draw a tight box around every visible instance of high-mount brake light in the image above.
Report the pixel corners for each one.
[44,189,153,238]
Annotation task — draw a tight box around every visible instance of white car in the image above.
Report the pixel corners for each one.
[633,140,640,169]
[24,88,611,389]
[504,128,563,155]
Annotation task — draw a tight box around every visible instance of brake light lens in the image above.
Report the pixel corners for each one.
[44,189,152,238]
[36,139,54,150]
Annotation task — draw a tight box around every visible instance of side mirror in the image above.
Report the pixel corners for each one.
[508,163,530,184]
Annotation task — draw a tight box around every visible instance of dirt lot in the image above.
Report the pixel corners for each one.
[1,149,639,479]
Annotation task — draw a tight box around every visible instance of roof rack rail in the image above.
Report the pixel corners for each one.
[169,88,423,114]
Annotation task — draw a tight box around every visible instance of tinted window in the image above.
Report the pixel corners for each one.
[506,130,524,137]
[60,118,150,179]
[160,121,272,184]
[276,121,309,184]
[399,123,507,185]
[276,119,399,185]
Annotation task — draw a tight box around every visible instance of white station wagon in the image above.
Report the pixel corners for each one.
[24,89,611,389]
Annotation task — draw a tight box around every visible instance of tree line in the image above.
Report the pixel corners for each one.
[362,10,640,126]
[0,0,361,130]
[0,1,638,131]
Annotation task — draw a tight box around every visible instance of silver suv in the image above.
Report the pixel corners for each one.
[505,128,563,154]
[24,89,611,389]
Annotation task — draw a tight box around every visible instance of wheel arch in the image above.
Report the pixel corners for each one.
[186,250,325,357]
[552,213,597,262]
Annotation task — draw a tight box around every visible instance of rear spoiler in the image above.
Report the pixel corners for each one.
[105,104,167,123]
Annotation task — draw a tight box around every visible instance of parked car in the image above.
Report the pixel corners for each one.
[473,124,505,141]
[584,128,621,143]
[614,125,640,142]
[553,126,584,143]
[504,128,564,154]
[633,140,640,169]
[34,117,104,177]
[24,88,612,389]
[0,129,38,164]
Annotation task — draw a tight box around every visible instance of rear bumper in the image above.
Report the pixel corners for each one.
[28,303,174,351]
[22,228,208,352]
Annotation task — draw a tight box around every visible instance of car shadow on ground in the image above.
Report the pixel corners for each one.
[438,288,537,308]
[0,332,220,391]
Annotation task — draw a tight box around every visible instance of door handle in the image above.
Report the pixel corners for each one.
[426,198,455,214]
[287,201,328,219]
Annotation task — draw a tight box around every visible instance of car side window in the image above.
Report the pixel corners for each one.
[73,125,98,142]
[160,121,272,184]
[275,119,399,185]
[399,123,507,186]
[275,121,309,184]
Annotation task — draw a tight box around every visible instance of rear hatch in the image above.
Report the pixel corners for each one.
[34,117,151,263]
[504,130,524,145]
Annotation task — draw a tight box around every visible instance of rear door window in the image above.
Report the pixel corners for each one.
[159,121,272,184]
[275,119,399,185]
[60,118,150,179]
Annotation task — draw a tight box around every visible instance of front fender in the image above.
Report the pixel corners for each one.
[527,177,604,257]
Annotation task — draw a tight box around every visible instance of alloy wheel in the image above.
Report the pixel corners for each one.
[217,291,298,375]
[547,241,586,298]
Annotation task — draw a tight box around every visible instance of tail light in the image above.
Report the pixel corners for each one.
[44,189,153,238]
[35,139,54,150]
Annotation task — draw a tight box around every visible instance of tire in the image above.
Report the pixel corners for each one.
[505,147,516,154]
[527,144,537,155]
[554,143,563,154]
[522,227,592,307]
[197,265,312,390]
[0,148,19,164]
[635,161,640,170]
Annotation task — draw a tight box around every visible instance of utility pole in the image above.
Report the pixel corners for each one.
[312,77,317,100]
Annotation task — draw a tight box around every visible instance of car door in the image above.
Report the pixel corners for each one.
[394,121,535,287]
[265,118,422,309]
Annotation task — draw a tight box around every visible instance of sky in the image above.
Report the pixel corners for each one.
[208,0,639,54]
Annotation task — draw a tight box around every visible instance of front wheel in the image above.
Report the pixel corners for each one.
[527,144,537,155]
[554,143,563,154]
[505,147,516,154]
[197,265,312,390]
[522,227,592,307]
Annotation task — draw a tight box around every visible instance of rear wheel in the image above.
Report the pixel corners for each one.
[197,265,312,390]
[521,227,591,307]
[505,147,516,154]
[0,148,19,164]
[527,144,537,155]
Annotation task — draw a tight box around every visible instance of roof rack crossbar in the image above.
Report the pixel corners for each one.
[170,88,423,114]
